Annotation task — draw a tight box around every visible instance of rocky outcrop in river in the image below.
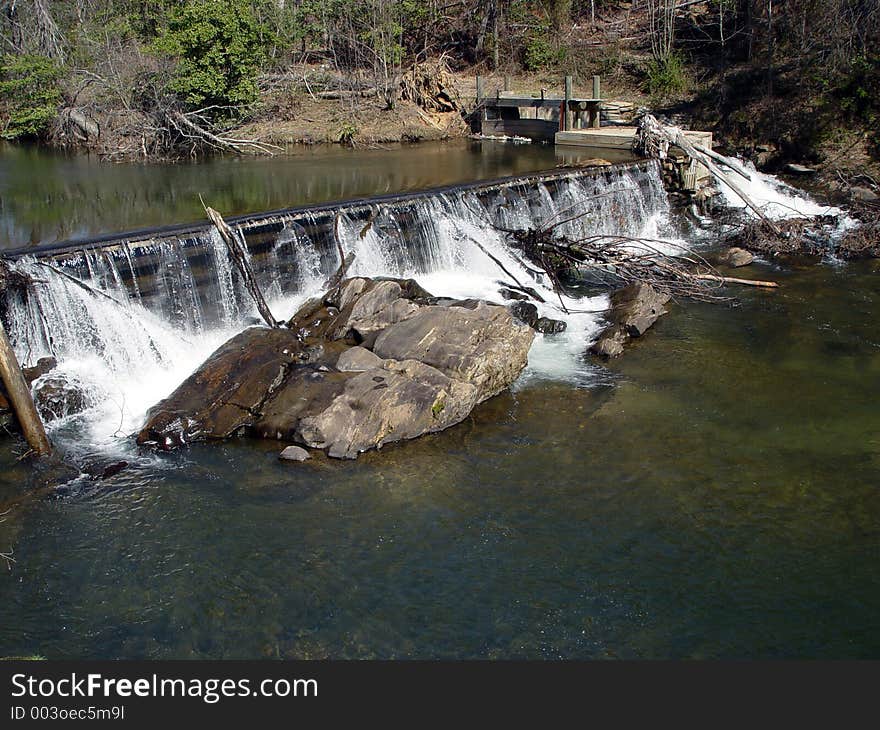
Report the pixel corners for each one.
[588,282,671,359]
[137,277,535,459]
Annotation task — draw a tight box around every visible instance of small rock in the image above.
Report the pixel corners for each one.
[32,374,90,421]
[508,301,539,328]
[279,445,311,462]
[499,288,528,301]
[850,186,879,203]
[534,317,567,334]
[785,163,816,175]
[722,247,754,268]
[588,282,671,359]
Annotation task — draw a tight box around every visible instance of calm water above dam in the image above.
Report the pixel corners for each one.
[1,141,878,659]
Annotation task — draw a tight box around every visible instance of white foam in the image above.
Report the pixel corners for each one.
[7,164,677,455]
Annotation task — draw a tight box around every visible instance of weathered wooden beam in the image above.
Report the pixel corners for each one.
[591,76,601,128]
[0,320,52,456]
[564,76,572,132]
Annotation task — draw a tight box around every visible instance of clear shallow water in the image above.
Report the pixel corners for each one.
[1,146,879,659]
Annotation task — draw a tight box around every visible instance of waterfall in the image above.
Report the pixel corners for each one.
[3,162,680,452]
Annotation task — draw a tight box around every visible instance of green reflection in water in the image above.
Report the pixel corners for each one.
[0,140,558,248]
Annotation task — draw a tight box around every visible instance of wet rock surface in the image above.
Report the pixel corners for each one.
[588,282,671,359]
[32,375,91,422]
[139,277,535,458]
[721,247,754,268]
[0,356,59,432]
[279,445,311,462]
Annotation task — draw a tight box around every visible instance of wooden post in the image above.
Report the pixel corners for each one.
[564,75,572,132]
[591,75,601,129]
[503,75,510,92]
[475,75,484,120]
[0,320,51,456]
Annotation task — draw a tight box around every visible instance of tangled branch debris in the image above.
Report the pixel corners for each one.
[635,114,781,236]
[503,225,771,303]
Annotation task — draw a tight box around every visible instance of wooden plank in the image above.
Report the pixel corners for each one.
[491,95,601,109]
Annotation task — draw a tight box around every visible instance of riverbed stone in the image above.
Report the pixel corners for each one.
[588,282,671,359]
[0,356,59,431]
[32,373,90,422]
[139,277,534,458]
[279,445,311,462]
[336,346,385,372]
[372,301,535,402]
[722,247,754,268]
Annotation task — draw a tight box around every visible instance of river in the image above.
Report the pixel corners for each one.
[1,140,878,659]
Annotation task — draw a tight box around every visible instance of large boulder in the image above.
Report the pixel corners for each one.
[297,359,479,459]
[138,278,534,457]
[137,327,310,448]
[588,282,670,359]
[372,301,534,402]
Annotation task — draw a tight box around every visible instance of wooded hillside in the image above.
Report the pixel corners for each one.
[0,1,877,166]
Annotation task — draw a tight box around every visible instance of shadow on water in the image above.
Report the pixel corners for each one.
[1,146,879,660]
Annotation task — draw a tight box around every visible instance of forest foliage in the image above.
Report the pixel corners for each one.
[0,1,876,157]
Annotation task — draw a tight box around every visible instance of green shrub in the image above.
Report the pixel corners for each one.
[836,54,879,122]
[523,35,556,72]
[0,55,62,140]
[154,0,268,116]
[645,54,687,98]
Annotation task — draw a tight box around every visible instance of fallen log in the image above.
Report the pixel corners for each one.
[61,107,100,139]
[694,274,779,288]
[635,114,780,236]
[692,143,751,182]
[0,319,51,457]
[204,204,279,328]
[169,111,282,156]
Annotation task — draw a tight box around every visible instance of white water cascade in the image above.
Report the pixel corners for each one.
[3,159,824,457]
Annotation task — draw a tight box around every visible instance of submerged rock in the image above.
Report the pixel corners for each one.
[139,277,535,458]
[0,356,58,433]
[32,374,90,422]
[721,247,754,268]
[535,316,567,334]
[588,282,671,359]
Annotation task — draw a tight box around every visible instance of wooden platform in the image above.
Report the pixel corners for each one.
[555,127,713,151]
